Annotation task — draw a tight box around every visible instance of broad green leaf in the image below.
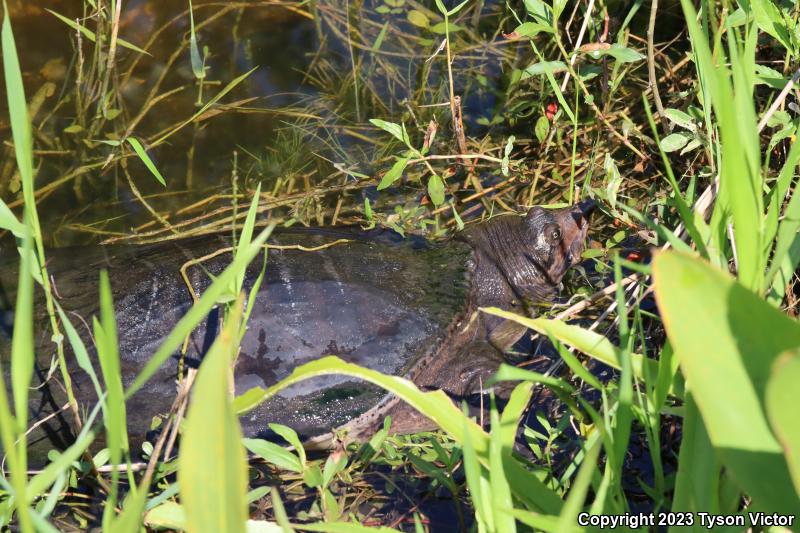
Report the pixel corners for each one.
[233,182,262,297]
[766,350,800,495]
[45,9,150,55]
[377,157,409,190]
[95,271,128,530]
[498,383,533,449]
[371,22,388,51]
[652,251,800,513]
[233,356,563,513]
[179,297,248,533]
[427,174,445,206]
[126,137,166,186]
[55,304,103,401]
[111,485,151,533]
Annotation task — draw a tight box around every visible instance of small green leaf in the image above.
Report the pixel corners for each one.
[427,174,445,206]
[586,43,644,63]
[369,118,407,145]
[512,21,552,37]
[242,439,303,473]
[429,21,465,34]
[407,9,430,27]
[378,157,409,190]
[534,115,550,143]
[451,203,464,230]
[188,0,206,80]
[523,0,552,25]
[0,198,26,238]
[664,108,695,131]
[521,61,567,79]
[659,132,691,152]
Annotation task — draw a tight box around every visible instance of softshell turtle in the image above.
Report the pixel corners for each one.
[0,201,594,461]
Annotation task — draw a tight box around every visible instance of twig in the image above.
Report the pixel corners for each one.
[560,0,595,92]
[647,0,669,132]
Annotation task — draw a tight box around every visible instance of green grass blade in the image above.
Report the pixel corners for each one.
[0,229,33,532]
[670,395,719,528]
[126,225,272,398]
[489,399,516,533]
[179,297,248,533]
[55,303,104,402]
[10,226,34,436]
[233,355,564,514]
[680,0,764,290]
[233,182,261,296]
[0,198,26,238]
[94,271,128,529]
[45,9,150,55]
[126,137,167,186]
[27,432,94,498]
[555,438,601,533]
[242,439,303,473]
[498,383,533,449]
[480,307,683,398]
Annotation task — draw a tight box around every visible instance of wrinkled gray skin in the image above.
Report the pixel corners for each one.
[0,202,593,463]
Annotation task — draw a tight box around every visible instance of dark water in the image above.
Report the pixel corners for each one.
[1,0,522,247]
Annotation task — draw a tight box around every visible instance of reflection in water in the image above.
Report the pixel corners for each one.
[1,0,514,245]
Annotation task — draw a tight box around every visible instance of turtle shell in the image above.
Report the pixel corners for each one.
[0,227,473,456]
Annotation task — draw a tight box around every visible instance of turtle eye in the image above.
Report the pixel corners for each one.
[550,228,561,241]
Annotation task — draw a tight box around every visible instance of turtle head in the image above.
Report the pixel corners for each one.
[521,199,595,286]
